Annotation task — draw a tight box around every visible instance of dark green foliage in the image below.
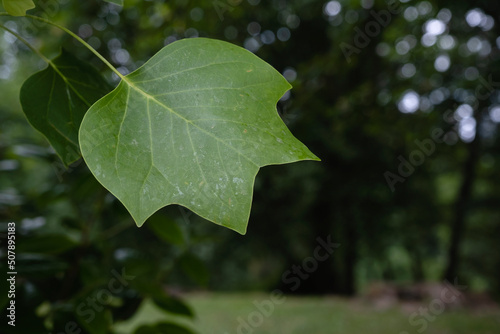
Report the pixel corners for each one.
[1,1,500,333]
[20,49,111,166]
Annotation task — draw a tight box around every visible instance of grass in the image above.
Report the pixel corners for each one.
[114,293,500,334]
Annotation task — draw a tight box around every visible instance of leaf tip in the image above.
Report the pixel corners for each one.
[135,219,146,228]
[234,228,247,236]
[226,222,247,235]
[311,154,321,162]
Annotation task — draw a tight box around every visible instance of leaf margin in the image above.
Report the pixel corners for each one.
[79,38,320,234]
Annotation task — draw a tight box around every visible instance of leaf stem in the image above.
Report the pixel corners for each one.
[0,22,52,64]
[0,12,126,80]
[0,21,92,102]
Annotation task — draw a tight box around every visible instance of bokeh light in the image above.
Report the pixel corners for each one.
[398,90,420,113]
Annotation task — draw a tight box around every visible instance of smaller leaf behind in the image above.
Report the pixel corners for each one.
[20,49,111,167]
[2,0,35,16]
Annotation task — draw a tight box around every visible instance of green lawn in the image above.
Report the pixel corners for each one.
[114,293,500,334]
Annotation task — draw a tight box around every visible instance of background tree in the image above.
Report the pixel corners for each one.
[1,0,500,332]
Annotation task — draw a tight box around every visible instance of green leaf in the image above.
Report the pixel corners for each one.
[152,295,194,317]
[20,49,111,167]
[178,252,209,286]
[103,0,123,5]
[2,0,35,16]
[147,214,185,246]
[135,323,197,334]
[79,38,319,234]
[76,304,113,334]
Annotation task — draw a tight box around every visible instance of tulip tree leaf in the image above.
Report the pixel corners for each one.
[2,0,35,16]
[79,38,319,234]
[20,49,111,166]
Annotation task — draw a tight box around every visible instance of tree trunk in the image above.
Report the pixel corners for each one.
[343,209,357,295]
[443,120,481,281]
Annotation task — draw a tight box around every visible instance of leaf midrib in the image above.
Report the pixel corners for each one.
[44,58,98,148]
[109,77,258,216]
[112,85,234,212]
[46,70,78,147]
[122,77,260,168]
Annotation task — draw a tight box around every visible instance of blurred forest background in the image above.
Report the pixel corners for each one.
[1,0,500,333]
